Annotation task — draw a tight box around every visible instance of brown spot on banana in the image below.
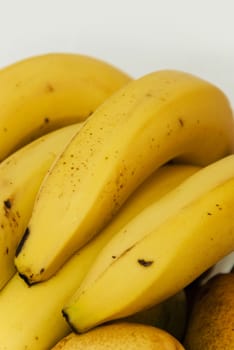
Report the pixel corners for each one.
[137,259,154,267]
[3,199,12,209]
[45,83,55,93]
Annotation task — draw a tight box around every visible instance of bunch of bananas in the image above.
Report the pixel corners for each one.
[0,52,233,350]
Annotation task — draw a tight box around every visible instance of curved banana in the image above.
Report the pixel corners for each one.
[14,69,234,284]
[0,53,131,160]
[0,164,198,350]
[63,155,234,332]
[0,122,83,290]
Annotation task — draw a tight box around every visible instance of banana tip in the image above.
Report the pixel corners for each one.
[18,272,35,286]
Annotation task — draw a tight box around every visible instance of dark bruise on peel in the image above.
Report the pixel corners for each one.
[15,227,30,257]
[4,199,12,209]
[137,259,154,267]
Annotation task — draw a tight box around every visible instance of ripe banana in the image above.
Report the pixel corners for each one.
[14,69,234,284]
[0,53,131,161]
[0,164,198,350]
[0,122,83,290]
[63,155,234,332]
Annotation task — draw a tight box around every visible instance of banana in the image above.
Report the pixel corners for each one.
[0,53,131,161]
[0,164,198,350]
[14,69,234,284]
[0,122,84,290]
[63,155,234,333]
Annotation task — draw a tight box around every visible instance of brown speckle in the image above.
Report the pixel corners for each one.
[112,255,116,259]
[40,268,45,274]
[5,247,9,254]
[88,110,93,117]
[137,259,154,267]
[207,212,212,216]
[178,118,184,127]
[46,83,55,93]
[44,117,50,123]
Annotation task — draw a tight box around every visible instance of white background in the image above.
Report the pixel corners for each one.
[0,0,233,269]
[0,0,234,106]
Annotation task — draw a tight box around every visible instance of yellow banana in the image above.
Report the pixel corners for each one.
[0,164,198,350]
[63,155,234,332]
[0,53,131,160]
[14,69,234,284]
[0,122,83,290]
